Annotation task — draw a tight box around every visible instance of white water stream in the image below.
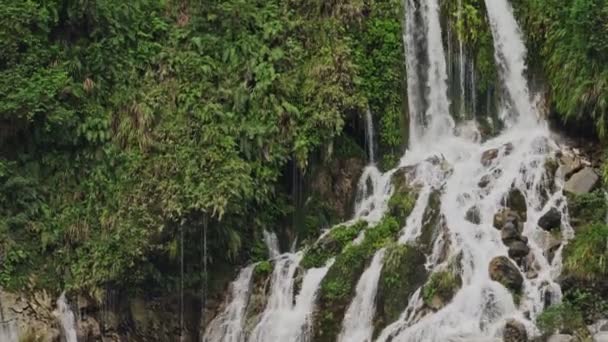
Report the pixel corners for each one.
[55,293,78,342]
[204,265,255,342]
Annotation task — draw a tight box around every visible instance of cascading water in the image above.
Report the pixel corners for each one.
[55,293,78,342]
[457,0,466,118]
[365,108,376,164]
[0,300,18,342]
[249,255,333,342]
[263,230,280,259]
[338,249,386,342]
[206,0,576,340]
[204,265,256,342]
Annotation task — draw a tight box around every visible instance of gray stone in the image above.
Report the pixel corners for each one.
[501,223,520,242]
[465,206,481,224]
[478,174,491,188]
[489,256,523,292]
[538,207,562,231]
[481,148,499,166]
[507,240,530,258]
[559,153,583,180]
[503,319,528,342]
[564,167,599,195]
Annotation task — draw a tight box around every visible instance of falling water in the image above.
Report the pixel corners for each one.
[249,255,332,342]
[457,0,466,118]
[404,0,424,147]
[484,0,537,125]
[422,0,454,141]
[365,108,376,164]
[0,300,18,342]
[263,230,280,259]
[338,249,386,342]
[203,265,255,342]
[55,293,78,342]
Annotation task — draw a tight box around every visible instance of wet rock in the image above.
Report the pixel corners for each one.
[503,319,528,342]
[538,207,562,231]
[494,209,522,230]
[489,256,523,292]
[501,222,520,241]
[564,167,599,195]
[503,143,514,156]
[507,240,530,259]
[481,148,499,166]
[547,334,574,342]
[546,239,562,265]
[465,206,481,224]
[558,153,583,180]
[478,174,492,188]
[504,188,527,220]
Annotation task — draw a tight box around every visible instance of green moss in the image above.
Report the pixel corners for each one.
[374,243,427,334]
[313,216,402,342]
[418,190,442,253]
[422,271,462,308]
[300,221,368,269]
[254,260,272,277]
[388,189,416,225]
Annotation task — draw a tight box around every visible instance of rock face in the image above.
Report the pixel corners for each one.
[489,256,523,292]
[564,167,599,195]
[503,319,528,342]
[538,207,562,231]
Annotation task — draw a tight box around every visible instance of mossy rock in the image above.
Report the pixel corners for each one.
[300,221,368,269]
[312,244,369,342]
[422,270,462,310]
[503,188,527,221]
[312,217,402,342]
[388,188,417,226]
[418,190,442,253]
[374,243,427,335]
[244,262,274,334]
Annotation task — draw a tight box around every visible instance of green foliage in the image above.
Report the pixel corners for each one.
[300,221,367,269]
[254,261,272,277]
[536,303,587,336]
[563,223,608,281]
[568,190,608,227]
[422,271,462,307]
[388,189,416,224]
[515,0,608,138]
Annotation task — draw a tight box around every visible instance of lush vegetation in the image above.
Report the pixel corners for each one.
[0,0,407,297]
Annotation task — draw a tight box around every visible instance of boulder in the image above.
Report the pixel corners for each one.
[494,209,522,230]
[506,240,530,259]
[558,153,583,180]
[564,167,599,195]
[503,319,528,342]
[504,188,527,220]
[501,222,521,242]
[538,207,562,231]
[465,206,481,224]
[546,239,562,264]
[478,174,491,188]
[489,256,523,292]
[481,148,499,166]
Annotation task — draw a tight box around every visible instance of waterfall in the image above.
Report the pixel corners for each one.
[422,0,454,142]
[55,293,78,342]
[484,0,537,126]
[203,265,255,342]
[457,0,466,118]
[249,254,332,342]
[364,108,376,164]
[263,230,280,259]
[338,249,386,342]
[404,0,424,148]
[0,300,18,342]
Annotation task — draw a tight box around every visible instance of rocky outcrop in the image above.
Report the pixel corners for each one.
[538,207,562,231]
[489,256,523,293]
[564,167,599,195]
[503,319,528,342]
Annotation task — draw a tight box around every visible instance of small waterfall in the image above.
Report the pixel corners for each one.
[249,254,332,342]
[422,0,454,142]
[0,300,18,342]
[404,0,424,147]
[338,249,386,342]
[484,0,536,126]
[263,230,280,259]
[55,293,78,342]
[364,108,376,164]
[203,265,255,342]
[457,0,466,118]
